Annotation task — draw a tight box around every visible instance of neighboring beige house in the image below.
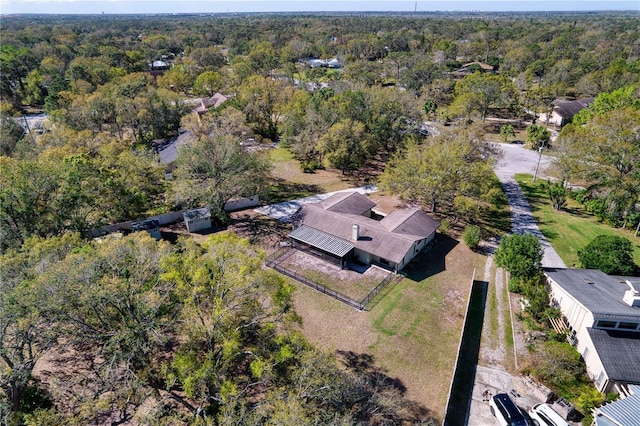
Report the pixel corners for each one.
[545,268,640,394]
[541,97,595,127]
[290,192,440,272]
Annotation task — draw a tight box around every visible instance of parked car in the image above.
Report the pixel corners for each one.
[528,403,569,426]
[490,393,535,426]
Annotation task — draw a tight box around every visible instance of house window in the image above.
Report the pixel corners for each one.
[596,320,617,329]
[618,322,638,330]
[582,347,589,359]
[379,257,389,265]
[596,372,606,388]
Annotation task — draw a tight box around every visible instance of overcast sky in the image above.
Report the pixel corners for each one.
[1,0,638,14]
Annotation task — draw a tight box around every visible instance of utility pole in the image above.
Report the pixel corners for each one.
[532,146,543,182]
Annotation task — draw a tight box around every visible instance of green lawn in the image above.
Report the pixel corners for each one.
[515,173,640,267]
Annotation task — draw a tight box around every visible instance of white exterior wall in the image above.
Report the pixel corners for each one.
[548,278,595,347]
[185,215,211,233]
[547,277,609,389]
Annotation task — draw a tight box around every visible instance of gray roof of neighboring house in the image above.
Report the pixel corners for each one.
[595,384,640,426]
[545,268,640,320]
[553,97,595,119]
[292,193,439,264]
[320,191,376,215]
[588,328,640,384]
[290,225,354,257]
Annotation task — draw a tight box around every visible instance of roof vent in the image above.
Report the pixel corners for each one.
[352,224,359,241]
[582,278,595,285]
[623,280,640,307]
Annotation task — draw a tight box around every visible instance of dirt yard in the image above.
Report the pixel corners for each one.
[289,235,485,421]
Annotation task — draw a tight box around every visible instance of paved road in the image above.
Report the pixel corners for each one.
[493,143,567,269]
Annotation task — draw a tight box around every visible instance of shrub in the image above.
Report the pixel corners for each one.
[462,225,481,250]
[439,219,450,235]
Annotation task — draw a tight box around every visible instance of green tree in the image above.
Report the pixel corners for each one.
[0,117,24,157]
[0,234,82,420]
[159,233,293,419]
[32,233,175,424]
[500,124,515,142]
[237,75,290,141]
[526,124,551,150]
[317,119,374,174]
[423,99,438,119]
[380,127,498,214]
[462,225,482,250]
[495,234,543,282]
[558,108,640,227]
[192,70,224,97]
[450,72,518,122]
[578,235,637,275]
[171,134,271,222]
[547,180,567,211]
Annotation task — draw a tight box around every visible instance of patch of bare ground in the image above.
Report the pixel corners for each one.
[279,249,392,301]
[290,237,482,421]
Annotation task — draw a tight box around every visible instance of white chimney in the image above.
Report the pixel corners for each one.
[352,224,359,241]
[623,280,640,307]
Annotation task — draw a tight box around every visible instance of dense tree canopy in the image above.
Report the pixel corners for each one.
[558,86,640,227]
[1,232,435,425]
[380,127,500,219]
[578,235,637,275]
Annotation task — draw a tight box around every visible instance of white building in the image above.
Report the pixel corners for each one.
[183,207,212,233]
[545,268,640,394]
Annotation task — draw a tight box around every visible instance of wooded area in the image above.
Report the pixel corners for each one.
[1,11,640,424]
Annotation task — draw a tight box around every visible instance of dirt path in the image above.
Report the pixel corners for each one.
[480,255,508,368]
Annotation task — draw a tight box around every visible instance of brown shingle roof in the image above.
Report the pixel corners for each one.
[553,97,594,119]
[293,202,439,264]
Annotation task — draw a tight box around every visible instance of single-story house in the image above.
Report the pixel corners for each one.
[193,92,228,118]
[290,192,440,272]
[541,97,594,127]
[451,61,496,77]
[545,268,640,394]
[183,207,212,233]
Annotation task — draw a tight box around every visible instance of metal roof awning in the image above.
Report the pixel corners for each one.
[289,225,355,258]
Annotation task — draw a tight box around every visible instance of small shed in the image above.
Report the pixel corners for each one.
[131,219,161,240]
[183,207,212,233]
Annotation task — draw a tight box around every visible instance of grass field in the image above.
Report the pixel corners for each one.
[290,236,486,421]
[515,173,640,267]
[268,147,351,202]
